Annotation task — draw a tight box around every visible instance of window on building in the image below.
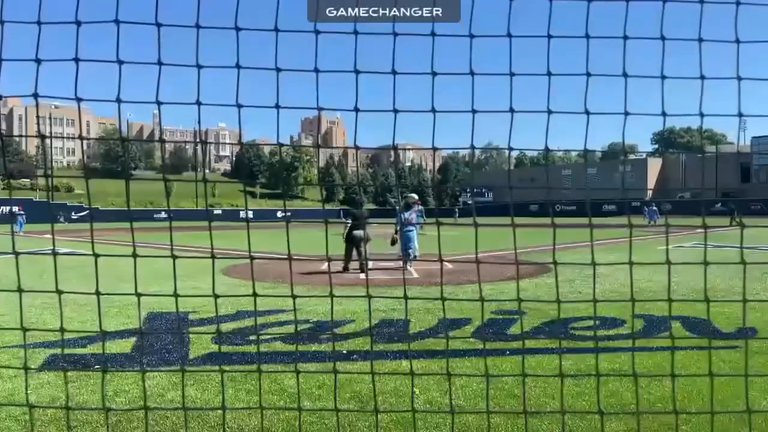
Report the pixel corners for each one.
[18,114,23,134]
[86,120,91,136]
[740,162,751,184]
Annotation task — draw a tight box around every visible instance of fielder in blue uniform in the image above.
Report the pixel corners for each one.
[642,206,648,221]
[394,194,420,269]
[647,203,660,225]
[14,208,26,234]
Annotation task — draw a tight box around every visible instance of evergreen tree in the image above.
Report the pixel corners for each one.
[340,169,372,208]
[318,155,342,204]
[369,163,397,207]
[0,136,35,180]
[408,164,434,207]
[264,146,316,198]
[434,157,457,207]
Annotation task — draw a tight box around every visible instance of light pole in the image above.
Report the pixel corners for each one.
[48,107,54,195]
[738,118,748,151]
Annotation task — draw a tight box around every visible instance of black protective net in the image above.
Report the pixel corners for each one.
[0,0,766,431]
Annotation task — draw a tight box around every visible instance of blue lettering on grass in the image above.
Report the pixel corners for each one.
[2,309,756,371]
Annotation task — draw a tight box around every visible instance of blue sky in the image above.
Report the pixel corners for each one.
[2,0,768,153]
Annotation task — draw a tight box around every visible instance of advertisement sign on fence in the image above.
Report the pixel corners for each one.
[1,197,767,224]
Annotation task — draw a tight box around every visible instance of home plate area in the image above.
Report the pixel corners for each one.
[321,257,452,280]
[221,253,552,287]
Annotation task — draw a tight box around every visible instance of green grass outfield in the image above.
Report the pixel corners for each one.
[1,170,326,209]
[0,216,766,431]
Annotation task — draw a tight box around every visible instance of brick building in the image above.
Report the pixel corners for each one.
[128,111,241,172]
[3,99,116,168]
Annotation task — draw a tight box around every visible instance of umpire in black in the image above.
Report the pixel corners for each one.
[341,200,371,273]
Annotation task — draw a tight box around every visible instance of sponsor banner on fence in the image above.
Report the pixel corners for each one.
[748,202,768,214]
[553,203,579,213]
[2,197,767,224]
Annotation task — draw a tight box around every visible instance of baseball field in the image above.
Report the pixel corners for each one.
[0,216,765,432]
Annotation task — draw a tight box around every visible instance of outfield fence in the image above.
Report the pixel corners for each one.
[1,197,766,225]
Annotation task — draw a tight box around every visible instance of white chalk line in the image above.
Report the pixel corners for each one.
[12,226,735,265]
[320,260,449,273]
[446,227,737,261]
[359,266,420,279]
[16,233,314,260]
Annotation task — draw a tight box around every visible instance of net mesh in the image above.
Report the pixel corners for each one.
[0,0,765,431]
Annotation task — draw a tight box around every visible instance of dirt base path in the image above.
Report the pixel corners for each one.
[17,223,733,288]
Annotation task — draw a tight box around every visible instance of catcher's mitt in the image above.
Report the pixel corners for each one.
[390,234,399,247]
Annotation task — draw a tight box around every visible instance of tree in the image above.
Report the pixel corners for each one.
[340,169,372,208]
[161,145,193,175]
[408,164,434,207]
[513,152,531,169]
[94,126,140,178]
[232,145,268,188]
[528,149,557,167]
[0,136,35,180]
[600,142,640,161]
[367,150,391,171]
[264,146,316,198]
[434,156,462,207]
[334,154,349,184]
[137,142,158,170]
[392,150,411,195]
[318,156,342,204]
[576,149,600,163]
[557,150,579,165]
[650,126,732,156]
[369,163,397,207]
[471,142,509,172]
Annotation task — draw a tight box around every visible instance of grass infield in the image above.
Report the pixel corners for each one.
[0,216,766,431]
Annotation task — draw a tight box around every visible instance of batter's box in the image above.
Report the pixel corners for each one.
[367,260,454,270]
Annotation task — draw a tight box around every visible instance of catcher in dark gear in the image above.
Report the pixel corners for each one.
[341,204,371,273]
